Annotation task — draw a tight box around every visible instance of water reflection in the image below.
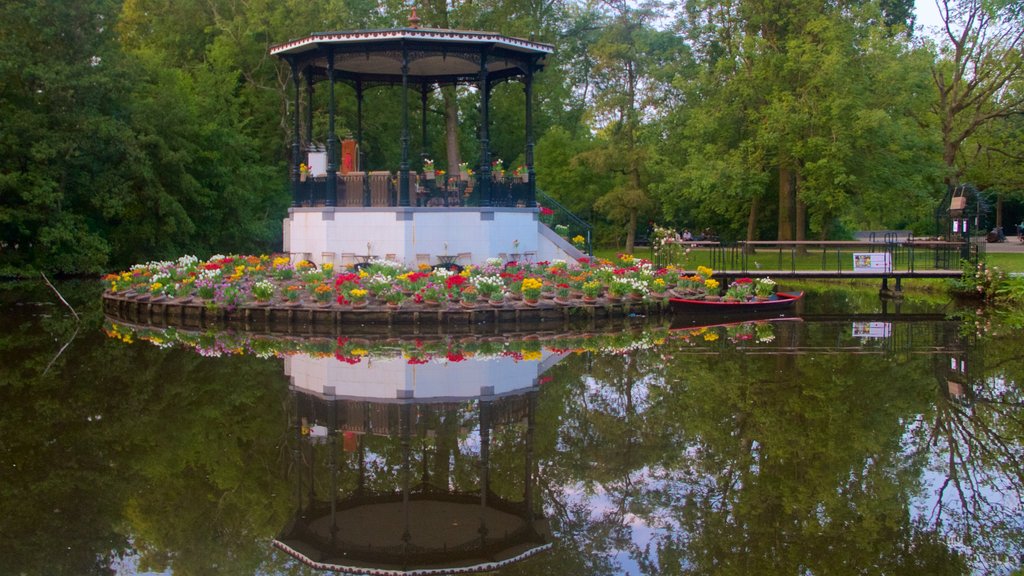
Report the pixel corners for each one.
[277,348,556,573]
[2,281,1022,575]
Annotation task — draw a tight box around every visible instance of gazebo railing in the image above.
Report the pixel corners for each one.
[291,173,536,208]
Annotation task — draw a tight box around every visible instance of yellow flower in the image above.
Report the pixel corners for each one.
[273,256,290,268]
[522,350,543,361]
[653,278,666,288]
[703,332,718,342]
[150,282,163,291]
[322,263,334,274]
[351,348,369,356]
[350,288,368,298]
[697,265,714,278]
[418,263,432,271]
[521,278,544,291]
[358,270,369,279]
[460,266,474,277]
[705,279,719,290]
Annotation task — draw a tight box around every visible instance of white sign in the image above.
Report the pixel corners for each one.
[852,252,891,272]
[852,322,891,338]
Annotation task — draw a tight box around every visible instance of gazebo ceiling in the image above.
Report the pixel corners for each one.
[270,28,553,85]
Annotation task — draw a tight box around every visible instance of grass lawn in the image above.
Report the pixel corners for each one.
[594,246,1024,273]
[982,253,1024,273]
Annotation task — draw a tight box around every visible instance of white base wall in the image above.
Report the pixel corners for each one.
[285,353,561,401]
[284,207,578,267]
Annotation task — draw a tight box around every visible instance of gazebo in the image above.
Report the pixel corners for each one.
[274,350,557,574]
[270,15,582,269]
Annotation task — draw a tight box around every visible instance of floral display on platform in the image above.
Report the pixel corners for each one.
[102,253,789,311]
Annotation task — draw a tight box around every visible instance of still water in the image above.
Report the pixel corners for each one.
[1,281,1022,575]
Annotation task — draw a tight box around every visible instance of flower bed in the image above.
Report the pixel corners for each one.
[101,253,733,311]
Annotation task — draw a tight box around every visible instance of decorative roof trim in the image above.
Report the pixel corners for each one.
[272,539,554,575]
[270,28,554,57]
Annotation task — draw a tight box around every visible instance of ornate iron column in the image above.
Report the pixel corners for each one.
[326,47,338,207]
[357,80,370,207]
[289,58,301,207]
[399,45,411,207]
[421,83,430,167]
[478,50,492,206]
[525,61,536,205]
[304,66,314,147]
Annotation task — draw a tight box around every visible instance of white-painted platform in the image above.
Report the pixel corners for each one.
[283,207,582,267]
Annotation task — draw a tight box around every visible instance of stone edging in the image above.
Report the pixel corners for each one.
[102,292,670,335]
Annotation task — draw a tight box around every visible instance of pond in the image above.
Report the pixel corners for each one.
[1,280,1022,575]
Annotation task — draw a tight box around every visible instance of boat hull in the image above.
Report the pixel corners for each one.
[669,291,804,315]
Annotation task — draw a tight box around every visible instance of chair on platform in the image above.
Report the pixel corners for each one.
[415,254,431,268]
[457,252,472,266]
[369,171,392,206]
[342,172,366,206]
[340,252,356,267]
[385,253,398,262]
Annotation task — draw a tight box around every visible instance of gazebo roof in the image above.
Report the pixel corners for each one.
[269,27,553,85]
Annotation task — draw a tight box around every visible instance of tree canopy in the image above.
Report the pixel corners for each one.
[1,0,1021,274]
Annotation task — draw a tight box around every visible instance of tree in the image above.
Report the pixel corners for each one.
[930,0,1024,188]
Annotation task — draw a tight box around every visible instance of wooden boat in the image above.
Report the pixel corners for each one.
[669,291,804,315]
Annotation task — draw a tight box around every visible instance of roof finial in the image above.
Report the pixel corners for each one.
[408,5,421,29]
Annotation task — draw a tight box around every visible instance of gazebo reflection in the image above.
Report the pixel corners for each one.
[275,353,557,574]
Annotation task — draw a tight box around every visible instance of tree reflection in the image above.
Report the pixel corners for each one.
[529,318,1020,574]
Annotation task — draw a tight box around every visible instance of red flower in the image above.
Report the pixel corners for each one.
[334,354,361,365]
[446,352,465,362]
[578,257,590,264]
[540,206,555,216]
[203,263,222,271]
[335,273,360,287]
[557,283,570,289]
[407,357,429,365]
[736,277,753,284]
[445,275,466,289]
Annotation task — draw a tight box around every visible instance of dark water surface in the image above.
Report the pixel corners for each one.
[2,280,1022,575]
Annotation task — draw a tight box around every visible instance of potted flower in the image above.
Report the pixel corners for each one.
[312,282,334,305]
[582,280,602,302]
[554,283,571,303]
[724,278,754,302]
[460,285,479,308]
[608,278,630,301]
[458,162,473,181]
[383,286,406,308]
[252,279,275,304]
[521,277,543,304]
[284,284,302,304]
[347,288,369,308]
[703,278,720,301]
[572,234,586,249]
[299,163,311,182]
[419,282,446,305]
[423,158,435,179]
[754,277,776,300]
[472,275,504,304]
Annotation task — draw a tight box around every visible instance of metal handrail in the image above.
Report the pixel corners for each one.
[536,189,593,256]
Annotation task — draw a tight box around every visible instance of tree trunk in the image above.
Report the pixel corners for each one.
[795,170,807,254]
[778,165,794,241]
[625,208,637,254]
[442,86,461,174]
[745,195,759,254]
